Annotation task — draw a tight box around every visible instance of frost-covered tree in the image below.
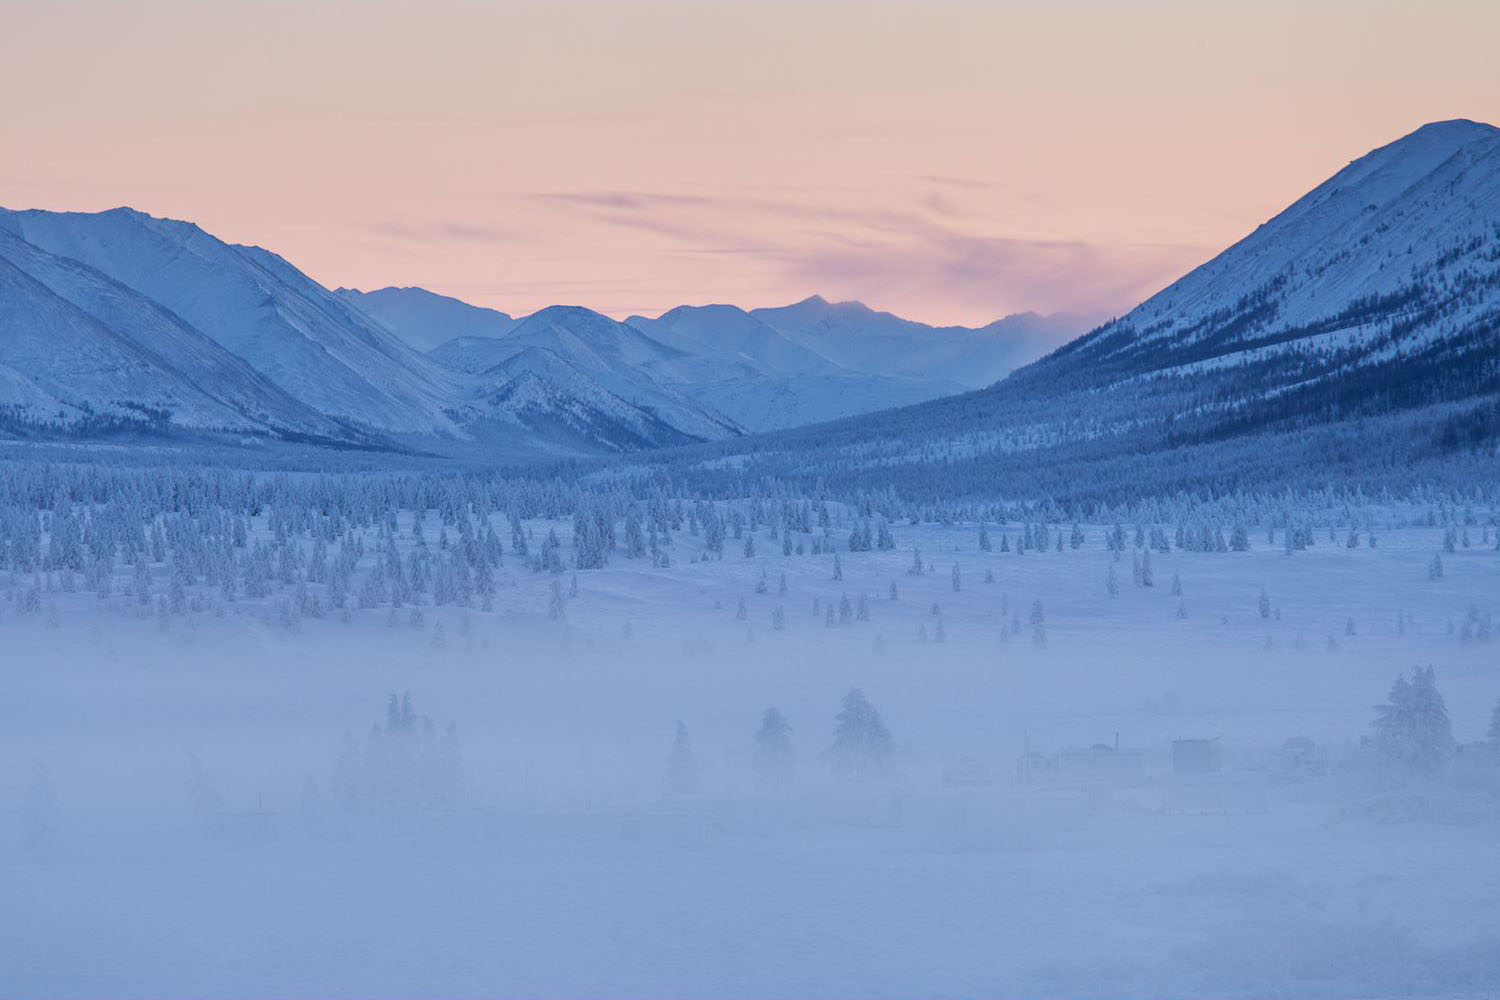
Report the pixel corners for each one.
[753,707,795,789]
[828,688,895,782]
[951,562,962,592]
[1372,666,1454,777]
[664,721,700,796]
[1258,588,1271,619]
[1106,564,1119,598]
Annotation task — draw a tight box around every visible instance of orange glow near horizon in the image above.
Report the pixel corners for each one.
[3,0,1498,326]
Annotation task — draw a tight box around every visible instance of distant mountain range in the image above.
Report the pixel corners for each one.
[0,204,1088,456]
[645,119,1500,502]
[338,288,1092,432]
[5,118,1495,493]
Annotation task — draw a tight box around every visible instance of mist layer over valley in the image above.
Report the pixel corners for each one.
[3,475,1499,997]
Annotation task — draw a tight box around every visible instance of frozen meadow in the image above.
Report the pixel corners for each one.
[3,505,1499,998]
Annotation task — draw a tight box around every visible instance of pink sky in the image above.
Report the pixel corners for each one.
[4,0,1497,326]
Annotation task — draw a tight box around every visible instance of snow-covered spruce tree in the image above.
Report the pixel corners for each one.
[1372,666,1454,778]
[951,562,961,592]
[664,721,700,797]
[978,524,992,552]
[753,707,795,789]
[1259,588,1271,619]
[1106,564,1119,598]
[828,688,895,783]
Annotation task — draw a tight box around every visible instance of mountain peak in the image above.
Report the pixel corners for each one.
[1403,118,1498,141]
[1354,118,1500,178]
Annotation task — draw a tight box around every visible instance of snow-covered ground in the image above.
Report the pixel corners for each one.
[3,516,1499,998]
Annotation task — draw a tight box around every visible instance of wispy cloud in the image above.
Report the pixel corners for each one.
[531,187,1212,320]
[362,219,522,245]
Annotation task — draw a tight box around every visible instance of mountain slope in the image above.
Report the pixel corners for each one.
[751,296,1093,389]
[0,227,350,439]
[0,208,461,435]
[648,120,1500,504]
[462,347,699,453]
[430,305,743,441]
[627,304,842,378]
[1030,118,1500,426]
[337,286,517,352]
[624,302,968,429]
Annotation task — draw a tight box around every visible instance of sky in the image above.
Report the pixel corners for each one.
[3,0,1498,327]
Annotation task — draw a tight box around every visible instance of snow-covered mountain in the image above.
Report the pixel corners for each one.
[0,208,462,436]
[622,303,970,429]
[23,113,1486,475]
[750,296,1095,390]
[339,284,1077,432]
[0,225,356,440]
[627,304,840,378]
[430,305,743,441]
[1031,118,1500,422]
[336,286,517,352]
[460,346,699,453]
[660,120,1500,503]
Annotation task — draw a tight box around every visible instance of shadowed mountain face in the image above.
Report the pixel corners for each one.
[644,120,1500,504]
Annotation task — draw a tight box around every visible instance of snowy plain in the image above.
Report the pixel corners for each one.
[3,513,1499,998]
